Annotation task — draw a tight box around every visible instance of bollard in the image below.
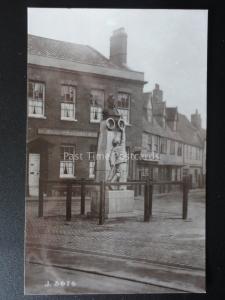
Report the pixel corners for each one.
[144,180,150,222]
[66,182,72,221]
[38,179,44,217]
[182,176,189,220]
[99,181,105,225]
[80,180,85,215]
[149,180,153,217]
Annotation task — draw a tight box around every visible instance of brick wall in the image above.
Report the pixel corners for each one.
[27,65,145,181]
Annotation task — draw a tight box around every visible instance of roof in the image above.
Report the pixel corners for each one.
[196,128,206,142]
[177,113,203,147]
[142,118,183,142]
[166,107,178,121]
[28,34,131,71]
[152,101,166,116]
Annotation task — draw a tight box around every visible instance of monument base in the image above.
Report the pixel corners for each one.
[90,189,135,219]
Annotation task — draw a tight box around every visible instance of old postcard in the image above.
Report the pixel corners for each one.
[25,8,207,294]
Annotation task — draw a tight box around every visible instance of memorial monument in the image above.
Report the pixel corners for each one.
[91,95,134,218]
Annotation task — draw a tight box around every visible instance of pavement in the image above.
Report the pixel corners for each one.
[25,189,205,294]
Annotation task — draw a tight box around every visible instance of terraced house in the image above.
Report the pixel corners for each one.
[139,84,206,193]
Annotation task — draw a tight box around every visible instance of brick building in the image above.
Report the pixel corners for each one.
[27,28,146,196]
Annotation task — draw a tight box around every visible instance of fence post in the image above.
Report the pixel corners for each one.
[66,182,72,221]
[99,180,105,225]
[38,178,44,217]
[80,179,85,215]
[149,179,153,217]
[182,176,189,220]
[144,179,150,222]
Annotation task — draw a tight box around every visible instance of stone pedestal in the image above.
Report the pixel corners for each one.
[105,190,135,218]
[90,117,134,219]
[91,189,135,219]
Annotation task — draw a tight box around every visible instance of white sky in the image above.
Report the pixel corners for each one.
[28,8,208,128]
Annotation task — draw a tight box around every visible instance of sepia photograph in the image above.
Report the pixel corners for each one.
[25,8,207,294]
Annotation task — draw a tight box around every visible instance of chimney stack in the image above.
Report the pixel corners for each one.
[110,28,127,66]
[191,109,202,129]
[152,83,163,103]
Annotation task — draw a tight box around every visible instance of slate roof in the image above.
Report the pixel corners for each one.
[28,34,131,71]
[143,109,205,147]
[177,113,203,147]
[142,118,183,142]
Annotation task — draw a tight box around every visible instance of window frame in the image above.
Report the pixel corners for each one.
[88,145,97,179]
[147,134,152,152]
[59,145,76,178]
[170,140,175,155]
[177,142,183,156]
[90,89,104,123]
[60,85,77,121]
[28,80,46,118]
[160,137,167,154]
[117,92,131,125]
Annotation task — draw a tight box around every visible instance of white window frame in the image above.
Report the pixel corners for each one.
[90,89,104,123]
[28,81,46,118]
[117,92,130,125]
[60,145,76,178]
[61,85,77,121]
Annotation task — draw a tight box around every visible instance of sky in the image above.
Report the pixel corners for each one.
[28,8,208,128]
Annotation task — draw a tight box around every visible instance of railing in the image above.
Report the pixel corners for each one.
[38,176,190,225]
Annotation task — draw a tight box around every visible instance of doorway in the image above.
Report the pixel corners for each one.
[28,153,40,196]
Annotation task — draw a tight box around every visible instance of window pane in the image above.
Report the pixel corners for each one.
[90,89,104,122]
[61,103,75,119]
[89,161,95,178]
[118,93,130,109]
[60,145,75,177]
[117,108,129,124]
[28,81,45,116]
[117,93,130,123]
[61,85,76,102]
[90,106,102,122]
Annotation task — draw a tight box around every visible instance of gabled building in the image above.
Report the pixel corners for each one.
[141,84,206,191]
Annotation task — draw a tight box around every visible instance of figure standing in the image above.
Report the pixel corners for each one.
[107,126,128,189]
